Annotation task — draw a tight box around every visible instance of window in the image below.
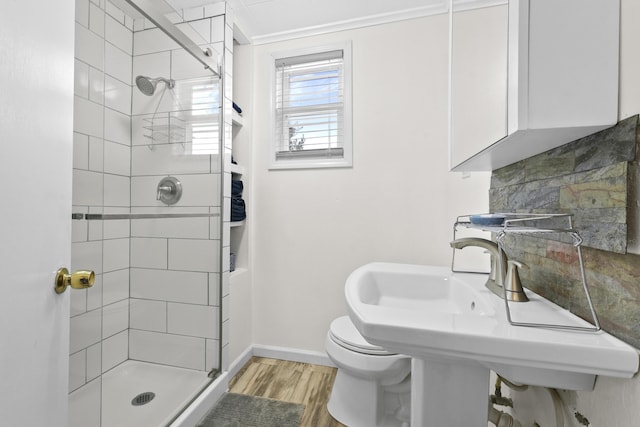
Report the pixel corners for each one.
[271,43,352,169]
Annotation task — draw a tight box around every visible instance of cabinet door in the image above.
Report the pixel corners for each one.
[450,4,508,169]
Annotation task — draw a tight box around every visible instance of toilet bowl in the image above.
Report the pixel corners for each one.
[326,316,411,427]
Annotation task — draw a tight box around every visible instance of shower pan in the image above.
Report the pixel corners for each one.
[68,1,228,425]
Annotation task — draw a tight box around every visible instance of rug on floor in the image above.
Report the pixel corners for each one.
[196,392,305,427]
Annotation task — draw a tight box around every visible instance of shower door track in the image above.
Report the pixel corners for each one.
[72,212,220,220]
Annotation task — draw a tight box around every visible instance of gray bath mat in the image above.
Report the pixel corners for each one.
[196,393,304,427]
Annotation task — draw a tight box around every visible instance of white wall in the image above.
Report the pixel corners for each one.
[247,14,489,353]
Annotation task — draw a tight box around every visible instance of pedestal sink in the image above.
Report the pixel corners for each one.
[345,262,639,427]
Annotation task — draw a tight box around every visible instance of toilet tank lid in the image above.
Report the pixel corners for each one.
[330,316,394,355]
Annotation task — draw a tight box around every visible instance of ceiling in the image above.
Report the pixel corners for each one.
[113,0,504,44]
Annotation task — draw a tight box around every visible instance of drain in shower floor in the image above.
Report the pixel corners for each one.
[131,392,156,406]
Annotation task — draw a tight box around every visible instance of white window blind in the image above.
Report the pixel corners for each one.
[274,49,347,164]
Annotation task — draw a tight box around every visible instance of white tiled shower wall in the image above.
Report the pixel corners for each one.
[70,0,232,400]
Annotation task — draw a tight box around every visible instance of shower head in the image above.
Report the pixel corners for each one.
[135,75,175,96]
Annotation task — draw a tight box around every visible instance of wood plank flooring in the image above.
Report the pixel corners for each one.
[228,357,347,427]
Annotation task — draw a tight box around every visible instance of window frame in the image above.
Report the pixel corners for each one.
[269,41,353,170]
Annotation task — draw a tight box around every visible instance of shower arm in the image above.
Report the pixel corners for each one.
[124,0,220,77]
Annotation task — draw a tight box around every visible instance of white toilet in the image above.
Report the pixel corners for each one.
[326,316,411,427]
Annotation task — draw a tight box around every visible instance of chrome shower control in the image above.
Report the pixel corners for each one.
[157,176,182,205]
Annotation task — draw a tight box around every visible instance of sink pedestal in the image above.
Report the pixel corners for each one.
[411,358,489,427]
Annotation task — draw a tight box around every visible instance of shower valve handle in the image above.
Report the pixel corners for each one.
[157,185,173,200]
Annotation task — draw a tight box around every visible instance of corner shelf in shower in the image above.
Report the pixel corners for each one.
[453,213,601,332]
[142,110,219,145]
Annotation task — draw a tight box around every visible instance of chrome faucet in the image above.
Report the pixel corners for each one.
[450,238,528,302]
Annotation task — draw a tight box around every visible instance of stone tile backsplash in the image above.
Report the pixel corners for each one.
[489,115,640,348]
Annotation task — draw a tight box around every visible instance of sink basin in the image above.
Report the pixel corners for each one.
[346,262,639,427]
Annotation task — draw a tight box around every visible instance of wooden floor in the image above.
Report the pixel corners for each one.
[228,357,347,427]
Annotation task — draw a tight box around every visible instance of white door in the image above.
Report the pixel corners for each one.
[0,1,76,426]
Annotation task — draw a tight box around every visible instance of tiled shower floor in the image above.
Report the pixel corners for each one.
[69,360,210,427]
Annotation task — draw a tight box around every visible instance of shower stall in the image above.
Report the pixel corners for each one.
[69,1,233,425]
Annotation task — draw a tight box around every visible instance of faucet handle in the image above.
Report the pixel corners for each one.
[505,260,529,302]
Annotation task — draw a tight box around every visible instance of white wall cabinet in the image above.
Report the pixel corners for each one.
[449,0,620,172]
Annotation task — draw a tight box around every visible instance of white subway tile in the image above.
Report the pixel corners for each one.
[87,217,103,242]
[168,303,218,338]
[105,43,132,84]
[170,48,211,81]
[223,199,230,224]
[103,268,129,305]
[89,2,105,37]
[86,343,102,381]
[225,24,233,52]
[211,15,224,43]
[210,212,221,241]
[88,136,104,172]
[130,268,208,304]
[175,20,209,45]
[74,97,103,138]
[208,273,220,306]
[129,330,205,370]
[222,271,229,298]
[168,239,219,273]
[103,238,130,272]
[75,23,104,71]
[103,174,130,207]
[87,273,103,311]
[73,132,89,170]
[221,295,229,325]
[131,86,176,116]
[134,28,179,56]
[72,215,88,244]
[205,338,219,373]
[130,299,167,332]
[104,141,130,176]
[204,3,225,18]
[72,240,103,275]
[102,330,128,372]
[104,108,131,145]
[70,309,102,354]
[131,174,220,207]
[106,14,133,56]
[76,0,90,27]
[103,300,129,338]
[124,14,134,31]
[222,245,230,273]
[183,7,205,22]
[132,51,171,84]
[103,210,130,240]
[225,6,234,28]
[131,237,167,269]
[130,143,212,176]
[88,67,104,104]
[104,76,131,115]
[70,287,87,317]
[131,216,209,239]
[133,18,145,32]
[75,60,89,98]
[105,1,125,25]
[69,350,86,391]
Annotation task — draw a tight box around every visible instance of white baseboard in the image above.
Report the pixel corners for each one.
[251,344,335,367]
[170,345,335,426]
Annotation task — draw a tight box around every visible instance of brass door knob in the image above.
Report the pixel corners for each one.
[54,268,95,294]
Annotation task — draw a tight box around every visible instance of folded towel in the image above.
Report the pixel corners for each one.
[231,197,246,222]
[232,180,243,197]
